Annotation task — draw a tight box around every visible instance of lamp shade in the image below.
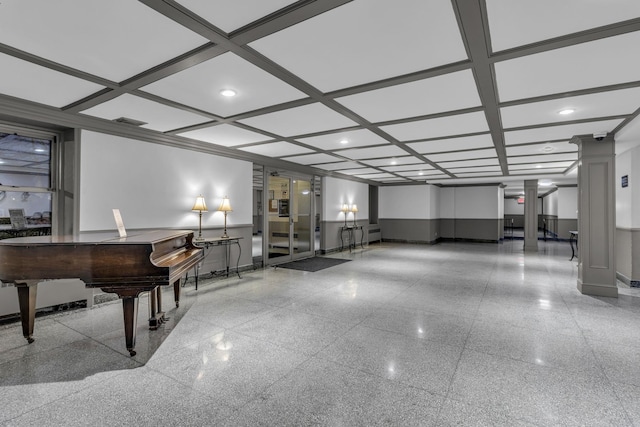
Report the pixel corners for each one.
[341,203,349,212]
[192,195,208,212]
[351,204,358,213]
[218,196,232,212]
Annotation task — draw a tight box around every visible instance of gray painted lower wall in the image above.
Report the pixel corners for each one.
[197,225,254,273]
[617,228,632,281]
[321,220,369,253]
[379,218,501,243]
[557,219,578,241]
[540,215,558,236]
[379,218,439,243]
[439,218,502,242]
[505,214,524,228]
[616,228,640,286]
[368,223,381,243]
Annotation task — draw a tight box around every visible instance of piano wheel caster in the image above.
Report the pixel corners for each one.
[175,302,180,308]
[26,337,35,344]
[128,350,136,357]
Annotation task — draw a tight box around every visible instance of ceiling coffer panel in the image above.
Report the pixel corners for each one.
[0,1,638,187]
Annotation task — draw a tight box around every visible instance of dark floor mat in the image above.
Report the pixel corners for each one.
[276,257,351,272]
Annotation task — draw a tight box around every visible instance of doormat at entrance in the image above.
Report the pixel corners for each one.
[276,257,351,272]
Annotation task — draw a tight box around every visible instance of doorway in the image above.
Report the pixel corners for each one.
[265,171,314,264]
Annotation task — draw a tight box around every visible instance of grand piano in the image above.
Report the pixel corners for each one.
[0,229,203,356]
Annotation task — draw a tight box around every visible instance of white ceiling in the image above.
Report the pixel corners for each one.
[1,0,639,193]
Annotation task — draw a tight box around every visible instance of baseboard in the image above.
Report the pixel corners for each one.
[616,271,640,288]
[439,237,500,244]
[381,237,441,245]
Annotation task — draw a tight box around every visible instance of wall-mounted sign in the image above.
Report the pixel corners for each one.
[622,175,628,188]
[517,197,525,204]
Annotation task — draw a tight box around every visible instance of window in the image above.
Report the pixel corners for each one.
[0,131,54,239]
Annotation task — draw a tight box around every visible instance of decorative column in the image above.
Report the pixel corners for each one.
[571,134,617,297]
[524,179,538,252]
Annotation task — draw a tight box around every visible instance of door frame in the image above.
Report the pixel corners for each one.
[263,169,315,266]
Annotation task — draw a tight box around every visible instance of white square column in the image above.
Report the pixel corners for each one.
[571,134,617,297]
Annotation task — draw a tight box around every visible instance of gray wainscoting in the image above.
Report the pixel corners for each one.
[321,220,369,253]
[379,218,440,244]
[444,218,502,242]
[380,218,501,243]
[504,214,524,228]
[196,225,254,274]
[616,228,640,287]
[557,219,578,241]
[368,224,381,243]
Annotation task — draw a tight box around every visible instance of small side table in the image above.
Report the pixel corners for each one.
[340,225,364,252]
[193,236,242,289]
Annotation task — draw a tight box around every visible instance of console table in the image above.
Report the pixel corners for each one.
[193,236,242,289]
[340,225,364,252]
[569,231,578,261]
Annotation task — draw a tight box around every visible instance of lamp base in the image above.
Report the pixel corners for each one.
[221,233,229,239]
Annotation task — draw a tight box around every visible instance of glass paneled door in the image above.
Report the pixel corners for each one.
[265,172,313,264]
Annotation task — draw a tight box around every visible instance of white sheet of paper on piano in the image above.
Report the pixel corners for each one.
[112,208,127,237]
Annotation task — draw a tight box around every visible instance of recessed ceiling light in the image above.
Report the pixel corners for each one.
[558,109,575,115]
[34,148,46,153]
[418,171,424,176]
[542,146,555,153]
[220,89,237,97]
[339,139,349,145]
[536,165,542,168]
[390,158,397,165]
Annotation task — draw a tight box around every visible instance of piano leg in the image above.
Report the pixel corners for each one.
[122,296,139,357]
[16,282,38,344]
[148,287,165,330]
[173,279,180,308]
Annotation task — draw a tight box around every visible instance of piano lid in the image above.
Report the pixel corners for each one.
[0,229,195,246]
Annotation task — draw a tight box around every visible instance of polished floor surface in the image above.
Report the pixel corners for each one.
[2,240,640,426]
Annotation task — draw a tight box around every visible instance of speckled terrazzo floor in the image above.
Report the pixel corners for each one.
[2,240,640,426]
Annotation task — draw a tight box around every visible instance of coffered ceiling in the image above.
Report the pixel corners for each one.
[1,0,639,194]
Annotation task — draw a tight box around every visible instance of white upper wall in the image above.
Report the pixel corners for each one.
[439,187,455,218]
[455,186,502,219]
[557,187,578,219]
[79,130,252,231]
[439,186,502,218]
[322,176,368,222]
[504,197,524,215]
[543,190,558,216]
[616,144,640,229]
[430,185,440,218]
[379,184,438,219]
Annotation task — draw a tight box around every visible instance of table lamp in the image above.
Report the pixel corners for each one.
[219,196,232,238]
[340,203,349,226]
[192,195,207,241]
